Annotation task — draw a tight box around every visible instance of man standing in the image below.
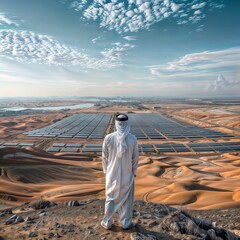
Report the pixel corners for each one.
[101,113,139,230]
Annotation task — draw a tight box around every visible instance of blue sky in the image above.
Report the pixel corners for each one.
[0,0,239,97]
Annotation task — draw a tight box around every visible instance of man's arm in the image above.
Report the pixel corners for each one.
[102,136,109,174]
[132,137,139,177]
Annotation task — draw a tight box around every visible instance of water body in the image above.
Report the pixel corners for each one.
[0,103,94,112]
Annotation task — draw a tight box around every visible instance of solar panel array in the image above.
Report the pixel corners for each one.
[25,113,234,140]
[128,113,234,140]
[0,141,239,154]
[25,114,111,139]
[0,142,35,148]
[47,143,102,153]
[47,141,239,154]
[140,142,240,153]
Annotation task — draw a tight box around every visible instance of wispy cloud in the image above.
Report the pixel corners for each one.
[0,30,132,70]
[148,47,240,79]
[0,12,19,27]
[63,0,225,33]
[92,36,101,44]
[123,36,137,41]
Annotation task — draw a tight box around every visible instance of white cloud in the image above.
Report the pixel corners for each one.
[101,42,135,63]
[69,0,87,11]
[0,30,131,70]
[123,36,137,41]
[205,74,240,91]
[92,36,101,43]
[191,2,207,10]
[0,13,19,27]
[64,0,225,33]
[148,47,240,79]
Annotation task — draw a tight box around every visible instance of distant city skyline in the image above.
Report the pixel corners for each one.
[0,0,239,97]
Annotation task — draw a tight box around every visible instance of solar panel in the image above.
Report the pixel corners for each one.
[171,144,185,147]
[207,143,223,146]
[222,142,240,146]
[61,147,79,152]
[84,144,103,148]
[19,143,35,147]
[3,142,19,146]
[211,146,232,152]
[142,148,155,153]
[228,146,240,151]
[82,148,102,153]
[173,147,191,152]
[155,144,172,148]
[192,147,214,152]
[157,148,175,152]
[188,143,208,147]
[141,144,153,148]
[52,143,66,147]
[65,143,82,147]
[48,147,61,152]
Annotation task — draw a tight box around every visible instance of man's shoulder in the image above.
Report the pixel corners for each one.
[104,132,116,141]
[128,133,138,142]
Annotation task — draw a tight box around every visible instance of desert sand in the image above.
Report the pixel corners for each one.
[0,146,240,210]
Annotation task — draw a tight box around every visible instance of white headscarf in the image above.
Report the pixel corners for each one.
[115,116,130,158]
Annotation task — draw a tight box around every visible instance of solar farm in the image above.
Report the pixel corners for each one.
[24,113,234,140]
[1,113,238,155]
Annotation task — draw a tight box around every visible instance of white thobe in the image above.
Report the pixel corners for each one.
[101,131,139,228]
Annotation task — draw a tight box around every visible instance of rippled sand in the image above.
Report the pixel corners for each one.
[0,147,239,210]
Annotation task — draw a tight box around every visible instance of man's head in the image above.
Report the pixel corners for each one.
[115,113,128,122]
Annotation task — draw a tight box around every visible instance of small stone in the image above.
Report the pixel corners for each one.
[25,216,34,223]
[28,231,38,237]
[5,214,17,225]
[1,209,12,215]
[48,232,54,238]
[15,215,24,223]
[29,200,57,210]
[142,213,152,219]
[64,200,80,207]
[39,212,46,217]
[56,223,65,229]
[54,233,61,238]
[212,221,217,227]
[19,224,31,231]
[148,221,159,227]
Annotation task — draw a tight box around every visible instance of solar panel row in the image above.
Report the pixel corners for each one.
[1,142,35,147]
[128,113,234,140]
[25,113,111,139]
[47,142,239,154]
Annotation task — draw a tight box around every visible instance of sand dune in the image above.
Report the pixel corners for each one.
[0,147,240,210]
[0,112,67,138]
